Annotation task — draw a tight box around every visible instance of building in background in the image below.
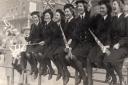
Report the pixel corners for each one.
[0,0,108,31]
[0,0,67,31]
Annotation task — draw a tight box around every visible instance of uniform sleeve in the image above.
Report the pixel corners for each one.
[45,22,55,44]
[63,20,75,41]
[71,20,78,41]
[52,23,59,39]
[71,20,80,42]
[109,16,116,47]
[89,14,101,30]
[25,24,34,42]
[106,17,112,45]
[119,17,128,47]
[119,37,128,46]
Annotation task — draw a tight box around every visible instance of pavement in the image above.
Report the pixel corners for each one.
[0,57,128,85]
[0,66,111,85]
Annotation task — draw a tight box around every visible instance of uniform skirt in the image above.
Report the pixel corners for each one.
[43,43,64,59]
[104,47,128,64]
[72,42,92,58]
[26,44,44,53]
[87,45,105,65]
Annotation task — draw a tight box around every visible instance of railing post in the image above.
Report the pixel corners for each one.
[75,70,79,85]
[11,67,14,85]
[38,74,42,85]
[24,72,29,85]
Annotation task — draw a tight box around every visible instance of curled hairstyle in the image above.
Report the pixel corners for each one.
[56,9,65,23]
[98,1,112,15]
[31,11,41,22]
[76,0,88,12]
[41,9,53,22]
[64,4,75,17]
[112,0,124,12]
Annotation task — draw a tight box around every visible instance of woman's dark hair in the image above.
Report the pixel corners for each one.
[98,1,112,15]
[63,4,75,17]
[75,0,88,12]
[56,9,65,23]
[41,9,53,22]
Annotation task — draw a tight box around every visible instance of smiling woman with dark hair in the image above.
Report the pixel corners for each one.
[112,0,124,15]
[103,0,128,85]
[25,10,43,79]
[55,9,65,24]
[37,9,57,80]
[87,0,114,84]
[49,9,66,81]
[56,3,88,85]
[98,1,112,15]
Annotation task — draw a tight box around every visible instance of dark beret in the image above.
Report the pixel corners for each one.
[31,11,40,16]
[75,0,87,5]
[64,4,74,10]
[43,9,53,19]
[56,9,65,16]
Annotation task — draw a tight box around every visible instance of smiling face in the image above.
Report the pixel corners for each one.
[44,12,51,23]
[32,15,39,24]
[123,4,128,16]
[112,1,121,13]
[95,5,100,14]
[64,8,73,20]
[100,4,108,16]
[77,3,85,15]
[54,12,61,22]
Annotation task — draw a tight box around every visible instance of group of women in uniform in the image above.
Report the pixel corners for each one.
[13,0,128,85]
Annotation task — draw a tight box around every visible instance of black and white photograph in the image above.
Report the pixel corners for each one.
[0,0,128,85]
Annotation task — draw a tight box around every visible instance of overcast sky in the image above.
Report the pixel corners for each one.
[0,0,8,19]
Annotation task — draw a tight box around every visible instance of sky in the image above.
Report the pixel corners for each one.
[0,0,8,19]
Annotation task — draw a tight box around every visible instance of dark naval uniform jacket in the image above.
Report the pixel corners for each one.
[88,14,112,65]
[40,20,57,58]
[72,13,93,58]
[26,22,43,53]
[104,14,128,63]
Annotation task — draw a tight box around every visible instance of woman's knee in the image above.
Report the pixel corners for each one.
[38,52,43,57]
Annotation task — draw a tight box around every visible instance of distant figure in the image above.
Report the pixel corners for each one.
[3,28,21,85]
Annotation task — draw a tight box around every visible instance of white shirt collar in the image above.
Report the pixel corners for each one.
[35,21,39,26]
[80,12,85,18]
[103,15,108,20]
[57,21,61,26]
[117,13,122,18]
[46,20,51,25]
[67,16,74,22]
[125,14,128,17]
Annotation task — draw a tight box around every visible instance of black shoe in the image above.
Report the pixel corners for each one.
[33,73,38,79]
[48,73,52,80]
[109,80,117,85]
[56,73,62,81]
[75,75,82,85]
[48,69,55,80]
[13,64,22,74]
[39,67,47,75]
[30,68,35,75]
[63,71,70,85]
[33,68,38,79]
[105,76,111,83]
[63,76,69,85]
